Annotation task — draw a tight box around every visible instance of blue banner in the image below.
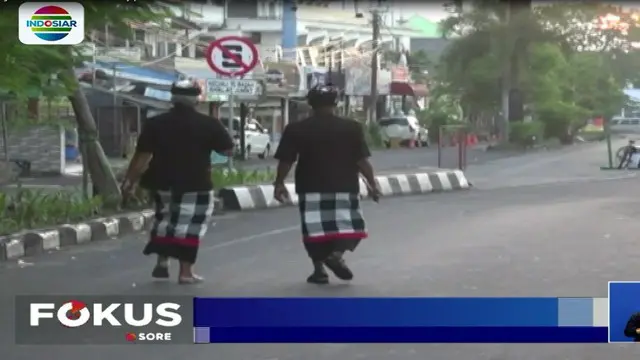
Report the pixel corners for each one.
[194,326,607,343]
[281,0,297,61]
[609,282,640,343]
[194,298,560,328]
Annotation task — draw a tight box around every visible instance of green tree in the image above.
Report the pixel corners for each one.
[521,42,625,143]
[0,3,170,198]
[438,0,552,136]
[437,1,636,143]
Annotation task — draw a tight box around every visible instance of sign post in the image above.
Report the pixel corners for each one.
[205,36,259,168]
[227,84,235,168]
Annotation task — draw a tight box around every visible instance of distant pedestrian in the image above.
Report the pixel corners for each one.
[273,84,381,284]
[120,80,234,284]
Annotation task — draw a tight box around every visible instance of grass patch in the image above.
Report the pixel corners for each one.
[0,167,275,236]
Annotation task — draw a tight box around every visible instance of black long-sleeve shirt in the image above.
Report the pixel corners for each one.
[624,312,640,341]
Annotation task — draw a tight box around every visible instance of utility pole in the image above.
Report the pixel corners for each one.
[337,39,345,115]
[369,9,381,124]
[327,42,334,84]
[499,2,511,143]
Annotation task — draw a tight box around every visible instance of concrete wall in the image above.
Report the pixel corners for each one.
[0,125,65,175]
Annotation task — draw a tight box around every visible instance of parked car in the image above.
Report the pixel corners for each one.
[378,115,429,148]
[610,117,640,134]
[220,117,272,159]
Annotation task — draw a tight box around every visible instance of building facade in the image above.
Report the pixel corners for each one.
[85,1,424,70]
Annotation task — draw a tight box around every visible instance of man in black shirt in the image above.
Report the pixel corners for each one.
[121,80,234,284]
[273,84,380,284]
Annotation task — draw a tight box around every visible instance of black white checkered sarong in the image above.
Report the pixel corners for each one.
[298,193,367,242]
[143,190,215,263]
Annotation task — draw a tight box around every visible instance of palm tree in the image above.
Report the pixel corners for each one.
[438,0,555,140]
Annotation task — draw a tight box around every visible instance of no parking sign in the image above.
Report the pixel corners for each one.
[205,36,259,77]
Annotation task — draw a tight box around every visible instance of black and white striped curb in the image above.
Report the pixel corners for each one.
[0,210,155,262]
[0,199,223,262]
[218,170,471,211]
[0,170,469,262]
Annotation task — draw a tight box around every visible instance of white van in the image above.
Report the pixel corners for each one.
[378,115,429,147]
[220,117,272,159]
[610,117,640,134]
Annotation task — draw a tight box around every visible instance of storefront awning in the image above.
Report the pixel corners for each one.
[389,82,428,97]
[85,61,179,86]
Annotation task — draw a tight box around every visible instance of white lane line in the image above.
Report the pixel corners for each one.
[199,225,300,253]
[469,172,637,191]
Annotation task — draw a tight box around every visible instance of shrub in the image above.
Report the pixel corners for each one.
[427,110,451,143]
[578,130,605,142]
[0,190,104,236]
[0,168,276,236]
[364,122,384,149]
[211,167,275,188]
[417,109,431,128]
[535,102,588,144]
[509,121,545,146]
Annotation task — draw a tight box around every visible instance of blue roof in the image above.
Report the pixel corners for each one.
[89,61,179,85]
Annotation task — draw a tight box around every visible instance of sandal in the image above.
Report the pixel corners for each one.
[178,274,204,284]
[151,265,170,279]
[307,271,329,285]
[324,254,353,280]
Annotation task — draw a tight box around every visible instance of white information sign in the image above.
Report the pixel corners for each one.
[206,79,258,96]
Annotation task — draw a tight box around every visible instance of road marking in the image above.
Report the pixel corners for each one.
[199,225,299,253]
[470,172,637,191]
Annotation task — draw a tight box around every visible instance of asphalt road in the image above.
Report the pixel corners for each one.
[3,174,640,359]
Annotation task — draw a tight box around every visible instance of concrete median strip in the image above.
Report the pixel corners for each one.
[0,210,155,261]
[0,170,470,262]
[0,200,220,262]
[218,170,471,211]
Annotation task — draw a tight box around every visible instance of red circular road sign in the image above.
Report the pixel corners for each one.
[206,36,259,77]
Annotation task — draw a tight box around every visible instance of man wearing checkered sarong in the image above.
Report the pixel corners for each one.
[273,84,381,284]
[120,80,234,284]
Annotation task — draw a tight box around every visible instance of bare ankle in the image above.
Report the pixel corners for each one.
[179,262,194,277]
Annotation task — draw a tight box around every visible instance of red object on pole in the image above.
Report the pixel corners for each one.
[438,126,443,168]
[458,130,463,170]
[463,131,468,170]
[457,129,468,170]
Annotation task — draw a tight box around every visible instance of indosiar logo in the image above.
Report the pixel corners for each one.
[19,3,85,45]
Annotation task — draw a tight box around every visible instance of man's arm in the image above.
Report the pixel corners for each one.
[122,124,154,186]
[210,118,235,156]
[354,123,375,187]
[273,125,297,185]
